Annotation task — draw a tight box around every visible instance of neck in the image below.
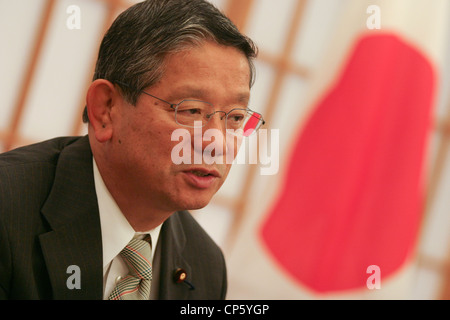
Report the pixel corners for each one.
[92,154,172,232]
[106,171,172,231]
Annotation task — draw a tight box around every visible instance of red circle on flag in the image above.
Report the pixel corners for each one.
[260,33,435,292]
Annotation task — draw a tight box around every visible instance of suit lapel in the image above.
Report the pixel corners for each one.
[37,136,195,299]
[157,212,192,299]
[39,136,103,299]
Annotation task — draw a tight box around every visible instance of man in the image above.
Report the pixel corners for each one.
[0,0,264,299]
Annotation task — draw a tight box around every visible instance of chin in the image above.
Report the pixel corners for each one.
[186,201,211,211]
[179,196,214,211]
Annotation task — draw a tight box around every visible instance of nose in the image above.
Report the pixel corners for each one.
[209,109,228,124]
[192,112,229,163]
[206,113,228,157]
[206,111,227,128]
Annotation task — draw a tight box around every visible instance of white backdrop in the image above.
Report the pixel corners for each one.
[1,0,449,299]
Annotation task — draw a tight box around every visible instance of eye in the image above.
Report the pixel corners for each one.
[230,114,244,122]
[178,108,201,115]
[227,110,246,123]
[176,100,212,116]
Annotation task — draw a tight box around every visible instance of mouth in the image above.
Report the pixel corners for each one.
[183,168,221,189]
[187,168,220,178]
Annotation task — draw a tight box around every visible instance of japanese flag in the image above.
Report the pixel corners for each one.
[225,0,450,299]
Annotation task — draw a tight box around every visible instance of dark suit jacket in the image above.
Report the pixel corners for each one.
[0,136,227,299]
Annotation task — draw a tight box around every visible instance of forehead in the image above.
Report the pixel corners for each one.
[157,41,251,103]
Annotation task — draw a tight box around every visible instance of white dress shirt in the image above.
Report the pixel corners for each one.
[92,158,162,299]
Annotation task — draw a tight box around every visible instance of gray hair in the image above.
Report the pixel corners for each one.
[83,0,258,123]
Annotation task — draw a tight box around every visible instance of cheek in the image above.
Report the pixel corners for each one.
[226,134,242,159]
[125,109,176,145]
[144,129,185,173]
[220,163,232,182]
[116,120,176,165]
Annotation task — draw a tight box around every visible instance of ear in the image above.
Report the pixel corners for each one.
[86,79,118,143]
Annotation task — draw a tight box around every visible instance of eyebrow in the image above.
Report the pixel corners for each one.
[167,86,250,106]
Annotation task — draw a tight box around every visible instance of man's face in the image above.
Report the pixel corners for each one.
[110,41,251,214]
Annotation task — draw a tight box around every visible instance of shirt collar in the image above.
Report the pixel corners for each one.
[92,158,161,269]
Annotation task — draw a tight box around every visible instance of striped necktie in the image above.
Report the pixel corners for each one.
[108,236,152,300]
